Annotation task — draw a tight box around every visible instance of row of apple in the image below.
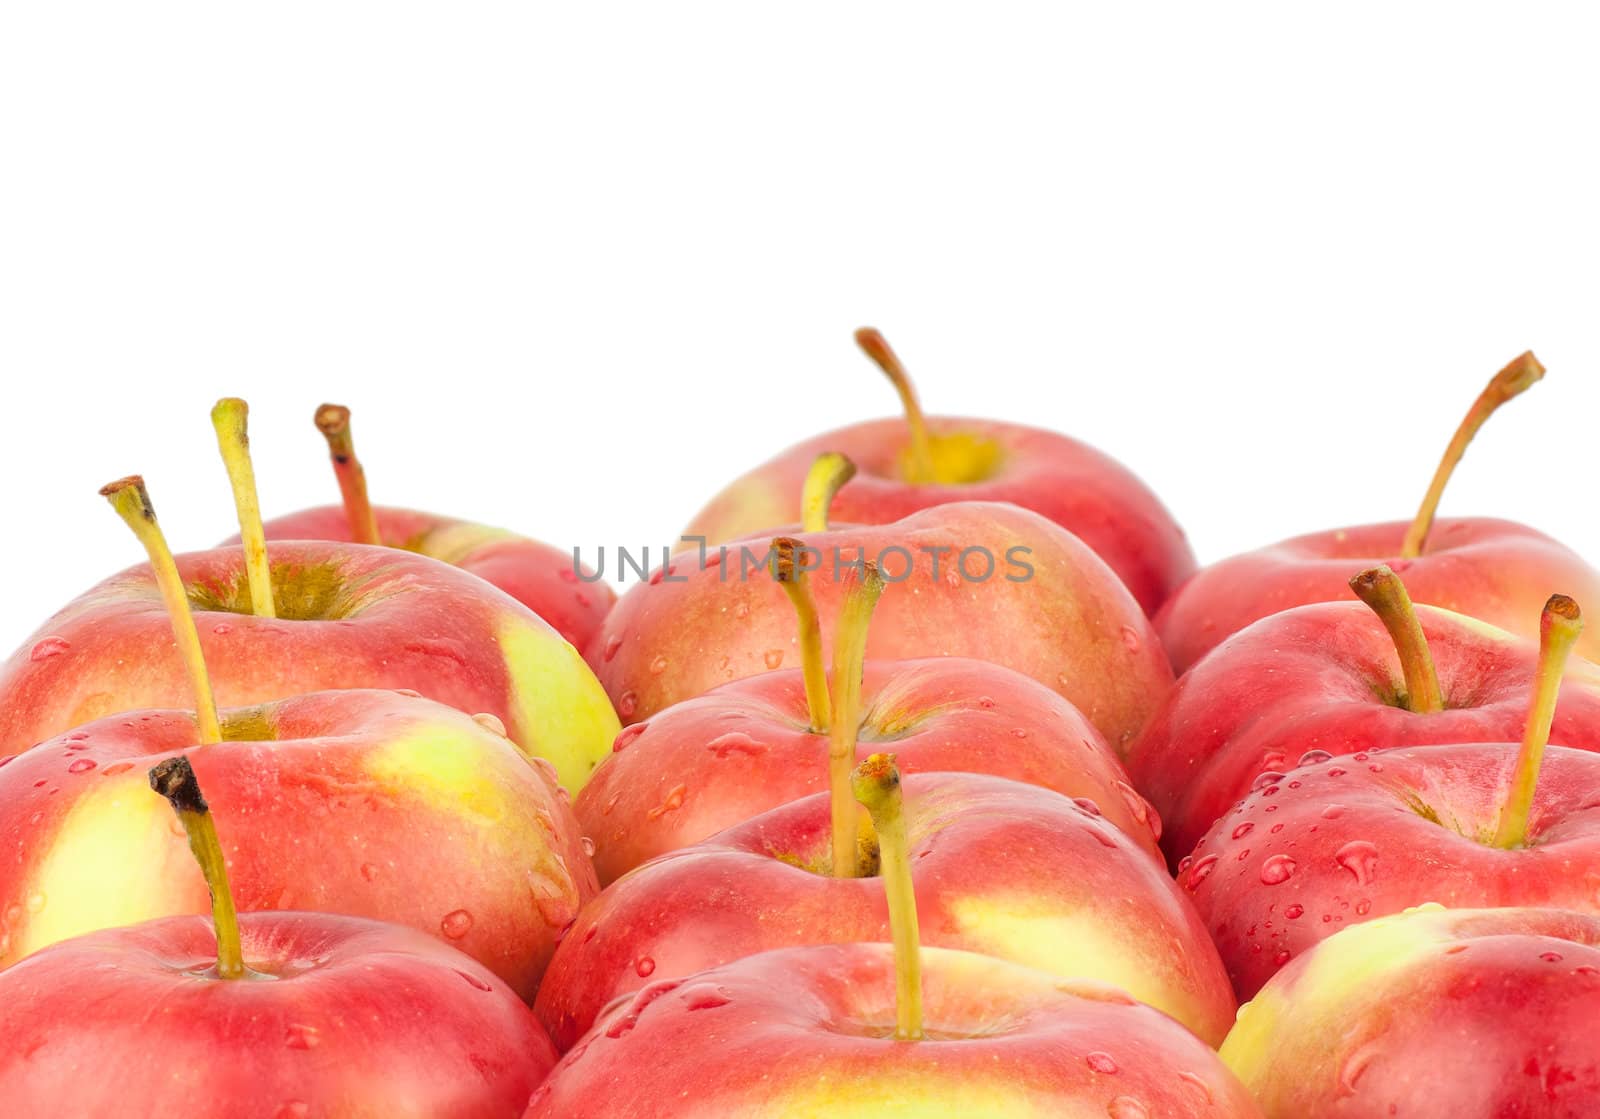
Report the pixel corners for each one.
[0,333,1594,1115]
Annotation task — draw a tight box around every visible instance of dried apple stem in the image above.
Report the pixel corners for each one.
[852,752,923,1040]
[1349,565,1445,714]
[801,452,857,534]
[828,561,886,876]
[150,756,246,979]
[1400,352,1544,558]
[770,537,831,732]
[314,403,382,546]
[210,398,276,617]
[1492,594,1582,849]
[102,477,222,744]
[855,327,936,485]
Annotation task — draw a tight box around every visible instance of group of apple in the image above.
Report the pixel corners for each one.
[0,334,1597,1117]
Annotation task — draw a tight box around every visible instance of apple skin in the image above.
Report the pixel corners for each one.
[0,540,621,792]
[1125,600,1600,865]
[538,772,1234,1050]
[682,416,1196,617]
[1221,905,1600,1117]
[1183,743,1600,999]
[576,657,1162,884]
[0,689,597,999]
[1154,517,1600,673]
[255,503,615,652]
[527,944,1261,1118]
[588,501,1173,751]
[0,910,557,1117]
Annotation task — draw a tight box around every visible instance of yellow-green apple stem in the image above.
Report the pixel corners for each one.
[314,403,382,546]
[855,327,936,485]
[210,398,277,617]
[828,560,885,877]
[102,477,222,744]
[148,756,246,979]
[851,752,923,1041]
[770,537,831,732]
[801,452,857,534]
[1400,351,1545,559]
[1349,565,1445,714]
[1492,594,1583,850]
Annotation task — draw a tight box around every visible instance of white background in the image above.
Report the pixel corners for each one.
[2,5,1597,653]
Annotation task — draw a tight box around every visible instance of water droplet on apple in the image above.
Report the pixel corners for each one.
[1355,899,1371,915]
[471,712,507,737]
[212,622,233,636]
[1273,948,1291,966]
[1185,854,1219,890]
[648,655,669,676]
[24,893,45,915]
[1335,840,1379,886]
[1176,854,1193,875]
[558,568,579,584]
[734,602,750,619]
[1321,804,1346,819]
[1086,1051,1119,1074]
[1072,797,1102,817]
[66,758,96,774]
[1339,1043,1380,1093]
[682,983,732,1011]
[1232,821,1255,840]
[612,723,649,753]
[1327,766,1347,777]
[456,968,494,992]
[635,956,656,978]
[976,696,997,709]
[646,784,688,821]
[1119,626,1142,653]
[1297,749,1334,767]
[1259,854,1297,885]
[707,732,764,758]
[601,635,623,663]
[763,648,784,670]
[617,691,639,719]
[1107,1096,1149,1119]
[1285,903,1304,919]
[1236,848,1251,861]
[359,862,380,881]
[29,637,70,662]
[99,762,133,777]
[284,1023,320,1050]
[578,836,596,860]
[393,688,422,698]
[1176,1072,1213,1105]
[1541,951,1564,963]
[1252,771,1285,792]
[440,909,474,939]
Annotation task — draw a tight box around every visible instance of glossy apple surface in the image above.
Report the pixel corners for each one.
[1126,601,1600,863]
[1155,518,1600,672]
[684,415,1195,616]
[540,772,1232,1049]
[1222,905,1600,1117]
[0,689,596,998]
[0,910,556,1117]
[529,943,1259,1117]
[590,502,1172,750]
[255,503,614,652]
[0,540,620,791]
[577,657,1161,883]
[1184,743,1600,997]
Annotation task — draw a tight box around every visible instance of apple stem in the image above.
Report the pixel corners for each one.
[801,452,858,534]
[314,403,383,546]
[210,399,277,618]
[855,328,936,485]
[1399,351,1545,559]
[852,752,923,1041]
[149,756,247,979]
[102,477,222,745]
[770,537,832,732]
[1492,594,1582,850]
[1349,565,1445,714]
[829,560,886,878]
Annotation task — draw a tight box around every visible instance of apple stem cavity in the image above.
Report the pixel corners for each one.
[855,327,937,485]
[1349,565,1445,714]
[828,560,886,878]
[770,537,832,732]
[315,403,383,546]
[1399,351,1545,559]
[149,756,248,979]
[801,451,857,534]
[1492,594,1583,850]
[210,398,277,618]
[102,476,223,745]
[852,752,924,1041]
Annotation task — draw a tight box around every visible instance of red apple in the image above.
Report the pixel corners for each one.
[0,754,555,1116]
[1127,569,1600,864]
[1220,905,1600,1117]
[527,755,1257,1118]
[247,403,613,651]
[591,463,1171,751]
[1156,352,1600,670]
[0,476,620,793]
[0,477,597,999]
[539,771,1233,1050]
[1183,594,1600,998]
[682,328,1195,615]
